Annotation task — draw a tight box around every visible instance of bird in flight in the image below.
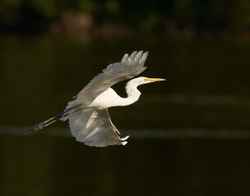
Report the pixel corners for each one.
[28,51,165,147]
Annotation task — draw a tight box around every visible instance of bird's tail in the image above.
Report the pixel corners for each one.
[27,111,65,133]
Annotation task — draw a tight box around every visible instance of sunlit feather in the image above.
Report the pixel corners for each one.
[28,51,165,147]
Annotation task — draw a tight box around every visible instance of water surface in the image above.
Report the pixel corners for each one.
[1,35,250,195]
[0,131,250,196]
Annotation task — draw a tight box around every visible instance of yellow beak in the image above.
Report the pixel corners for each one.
[145,78,166,82]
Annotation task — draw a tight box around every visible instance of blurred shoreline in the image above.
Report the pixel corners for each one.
[2,126,250,139]
[2,17,250,40]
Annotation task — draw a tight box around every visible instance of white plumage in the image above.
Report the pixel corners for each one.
[28,51,165,147]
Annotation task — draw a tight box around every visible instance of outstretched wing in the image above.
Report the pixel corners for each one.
[64,51,148,111]
[68,108,129,147]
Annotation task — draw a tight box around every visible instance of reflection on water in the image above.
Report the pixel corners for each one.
[0,131,250,196]
[2,126,250,139]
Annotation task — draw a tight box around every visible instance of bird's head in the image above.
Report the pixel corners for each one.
[132,76,165,86]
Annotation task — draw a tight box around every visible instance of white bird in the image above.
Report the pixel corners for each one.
[28,51,165,147]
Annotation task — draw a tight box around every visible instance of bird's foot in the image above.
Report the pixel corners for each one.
[27,123,45,133]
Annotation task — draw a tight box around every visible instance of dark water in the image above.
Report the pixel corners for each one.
[1,35,250,129]
[1,35,250,195]
[0,133,250,196]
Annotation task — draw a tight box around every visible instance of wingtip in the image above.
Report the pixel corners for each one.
[135,51,143,59]
[121,53,129,64]
[142,51,149,59]
[121,135,129,146]
[129,51,138,59]
[121,135,129,141]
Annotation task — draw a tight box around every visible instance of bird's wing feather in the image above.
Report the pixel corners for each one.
[64,51,148,110]
[81,51,148,95]
[68,108,129,147]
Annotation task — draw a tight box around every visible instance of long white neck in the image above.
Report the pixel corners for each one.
[122,80,141,106]
[89,79,143,108]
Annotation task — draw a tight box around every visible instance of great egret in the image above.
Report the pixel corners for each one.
[28,51,165,147]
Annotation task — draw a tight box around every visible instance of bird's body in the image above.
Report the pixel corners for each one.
[89,78,143,108]
[88,87,137,108]
[29,51,165,147]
